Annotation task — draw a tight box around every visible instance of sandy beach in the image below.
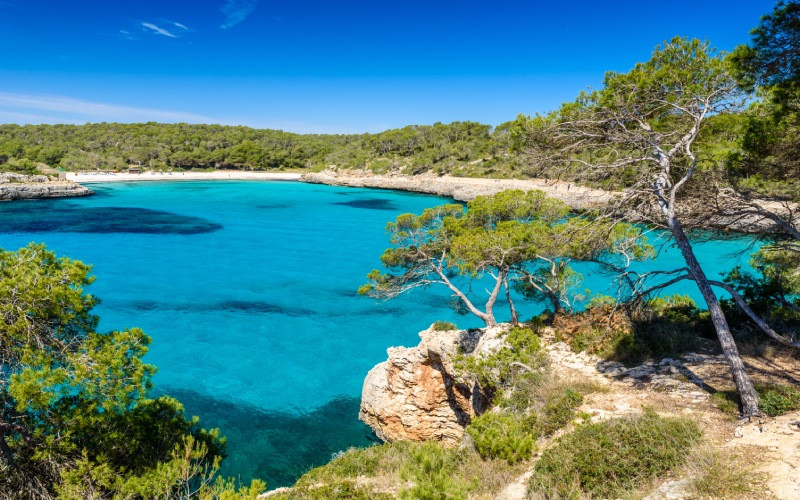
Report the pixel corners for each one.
[66,171,302,183]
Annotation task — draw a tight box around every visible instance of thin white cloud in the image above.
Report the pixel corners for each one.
[118,29,138,41]
[0,92,348,133]
[173,22,189,30]
[0,92,218,124]
[0,110,84,125]
[220,0,259,29]
[141,22,177,38]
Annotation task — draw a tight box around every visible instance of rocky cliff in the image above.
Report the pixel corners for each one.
[359,324,508,445]
[0,173,93,201]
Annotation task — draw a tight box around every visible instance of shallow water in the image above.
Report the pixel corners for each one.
[0,181,757,487]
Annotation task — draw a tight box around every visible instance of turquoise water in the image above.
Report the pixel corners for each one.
[0,181,757,487]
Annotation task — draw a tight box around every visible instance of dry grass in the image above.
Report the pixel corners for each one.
[527,409,701,499]
[284,440,527,499]
[685,444,773,499]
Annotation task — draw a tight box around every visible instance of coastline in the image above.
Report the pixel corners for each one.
[65,168,616,211]
[66,171,302,183]
[0,173,93,201]
[300,170,615,210]
[56,169,796,235]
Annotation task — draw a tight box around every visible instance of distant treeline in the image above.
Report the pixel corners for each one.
[0,121,520,178]
[0,104,793,194]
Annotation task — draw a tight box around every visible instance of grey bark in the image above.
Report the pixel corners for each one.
[665,214,761,417]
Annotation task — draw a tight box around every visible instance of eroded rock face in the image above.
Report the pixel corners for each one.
[359,325,508,445]
[0,173,93,201]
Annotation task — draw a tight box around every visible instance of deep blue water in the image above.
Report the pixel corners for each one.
[0,181,758,487]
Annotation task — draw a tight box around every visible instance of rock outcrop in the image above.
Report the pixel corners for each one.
[359,324,508,445]
[0,173,93,201]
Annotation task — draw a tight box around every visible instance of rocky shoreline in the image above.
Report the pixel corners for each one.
[0,173,93,201]
[347,323,800,499]
[301,170,614,210]
[7,168,793,234]
[301,170,797,234]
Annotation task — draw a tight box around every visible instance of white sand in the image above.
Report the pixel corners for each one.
[66,171,302,183]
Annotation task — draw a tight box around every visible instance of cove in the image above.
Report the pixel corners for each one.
[0,181,758,487]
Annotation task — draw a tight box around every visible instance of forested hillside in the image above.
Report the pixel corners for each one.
[0,121,515,178]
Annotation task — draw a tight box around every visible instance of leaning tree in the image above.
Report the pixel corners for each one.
[359,190,650,327]
[513,37,766,416]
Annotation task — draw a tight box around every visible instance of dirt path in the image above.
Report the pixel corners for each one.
[498,335,800,499]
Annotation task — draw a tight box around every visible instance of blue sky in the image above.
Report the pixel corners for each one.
[0,0,774,133]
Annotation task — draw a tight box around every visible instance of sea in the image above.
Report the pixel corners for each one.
[0,180,758,487]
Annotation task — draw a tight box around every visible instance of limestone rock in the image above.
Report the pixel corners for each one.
[359,324,508,444]
[0,173,93,201]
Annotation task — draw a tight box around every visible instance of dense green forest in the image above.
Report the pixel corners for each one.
[0,98,793,196]
[0,121,516,178]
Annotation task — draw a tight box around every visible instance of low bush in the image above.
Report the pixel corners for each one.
[399,442,472,499]
[466,411,537,464]
[296,444,396,487]
[536,387,584,436]
[457,324,595,464]
[528,410,701,499]
[465,380,587,464]
[431,320,457,331]
[758,384,800,416]
[1,157,39,175]
[274,481,387,499]
[454,325,547,394]
[292,440,524,499]
[713,383,800,417]
[553,295,708,364]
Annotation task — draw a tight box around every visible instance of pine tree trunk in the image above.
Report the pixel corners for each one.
[504,277,519,325]
[482,270,506,328]
[666,215,761,417]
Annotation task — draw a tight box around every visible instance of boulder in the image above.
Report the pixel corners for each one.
[359,324,508,445]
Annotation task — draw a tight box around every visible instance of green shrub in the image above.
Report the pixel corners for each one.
[757,384,800,416]
[537,388,584,436]
[554,295,706,364]
[294,441,520,499]
[297,445,390,486]
[528,410,701,499]
[399,442,472,500]
[465,383,587,464]
[466,411,537,464]
[1,157,38,175]
[454,325,546,393]
[432,320,457,331]
[277,481,389,499]
[713,383,800,417]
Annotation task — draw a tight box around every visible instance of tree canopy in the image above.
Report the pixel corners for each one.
[0,244,262,499]
[360,190,650,326]
[0,121,518,178]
